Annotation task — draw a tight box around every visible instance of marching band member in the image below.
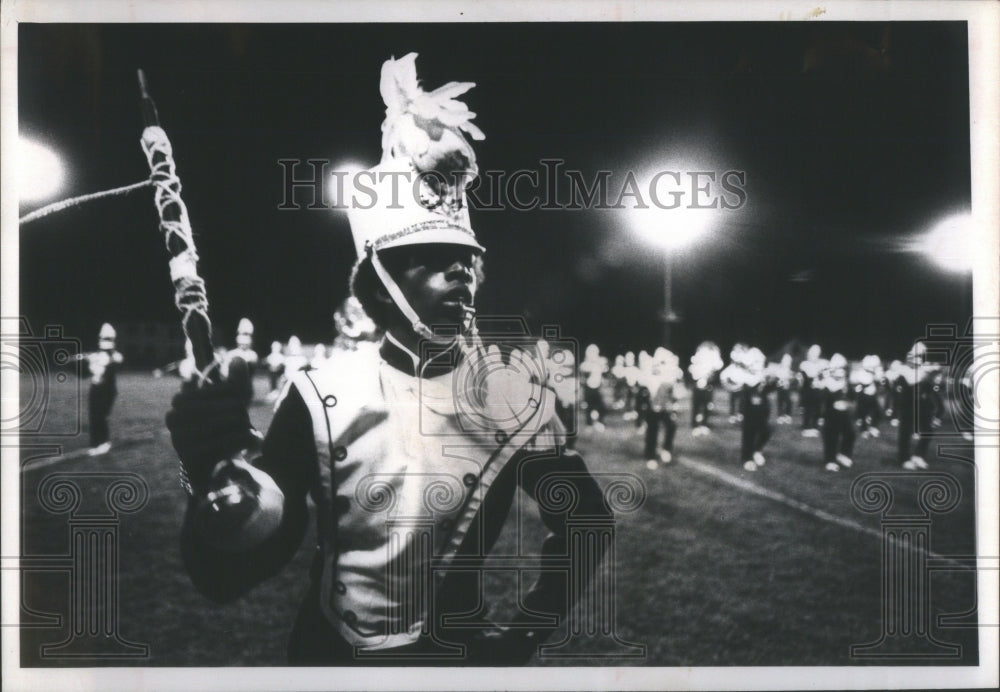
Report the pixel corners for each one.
[633,350,652,427]
[228,318,258,365]
[82,323,124,456]
[727,342,749,424]
[579,343,609,431]
[892,343,943,469]
[265,341,285,398]
[223,317,259,403]
[332,295,380,352]
[610,354,628,411]
[768,353,796,424]
[688,341,723,436]
[283,335,307,374]
[639,347,683,468]
[309,343,329,371]
[819,353,855,472]
[722,347,775,471]
[167,53,609,665]
[852,354,883,438]
[883,359,901,426]
[798,344,826,437]
[622,351,640,421]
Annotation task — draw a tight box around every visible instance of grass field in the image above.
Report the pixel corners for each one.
[17,373,980,667]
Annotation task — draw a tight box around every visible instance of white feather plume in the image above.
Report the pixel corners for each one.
[379,53,485,183]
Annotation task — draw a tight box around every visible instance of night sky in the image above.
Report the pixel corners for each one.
[17,22,972,363]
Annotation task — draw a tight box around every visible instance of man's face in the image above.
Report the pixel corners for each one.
[390,244,481,337]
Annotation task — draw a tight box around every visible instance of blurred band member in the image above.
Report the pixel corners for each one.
[639,348,682,468]
[721,347,774,472]
[852,354,883,438]
[84,323,124,456]
[798,344,826,437]
[688,341,723,437]
[892,344,944,469]
[265,341,285,398]
[727,342,749,424]
[819,354,855,472]
[223,318,258,404]
[611,355,628,411]
[622,351,640,421]
[768,353,796,424]
[882,359,900,425]
[284,335,307,374]
[579,343,609,431]
[332,296,379,352]
[309,343,328,371]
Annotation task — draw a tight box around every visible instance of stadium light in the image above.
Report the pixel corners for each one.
[18,135,66,204]
[629,203,716,253]
[920,212,977,273]
[627,167,720,347]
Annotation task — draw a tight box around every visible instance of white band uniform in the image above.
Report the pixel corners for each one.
[285,345,561,650]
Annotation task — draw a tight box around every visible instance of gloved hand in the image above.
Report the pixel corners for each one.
[166,357,259,493]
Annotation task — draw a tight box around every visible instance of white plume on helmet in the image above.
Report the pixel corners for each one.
[380,52,485,183]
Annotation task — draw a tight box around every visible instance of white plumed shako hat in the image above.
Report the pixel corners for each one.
[346,53,486,259]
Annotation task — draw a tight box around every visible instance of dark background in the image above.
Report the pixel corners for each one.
[18,22,973,363]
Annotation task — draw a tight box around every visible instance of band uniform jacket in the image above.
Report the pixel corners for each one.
[181,335,611,658]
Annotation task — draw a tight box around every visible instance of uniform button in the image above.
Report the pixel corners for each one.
[463,473,478,488]
[342,610,357,625]
[323,394,338,407]
[494,430,508,445]
[332,446,348,461]
[335,581,347,595]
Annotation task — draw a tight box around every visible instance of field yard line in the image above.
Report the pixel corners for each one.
[676,456,963,568]
[20,431,163,472]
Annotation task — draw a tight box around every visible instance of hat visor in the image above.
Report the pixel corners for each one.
[377,226,485,254]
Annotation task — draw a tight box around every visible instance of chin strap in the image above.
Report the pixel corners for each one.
[367,242,434,340]
[366,241,479,342]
